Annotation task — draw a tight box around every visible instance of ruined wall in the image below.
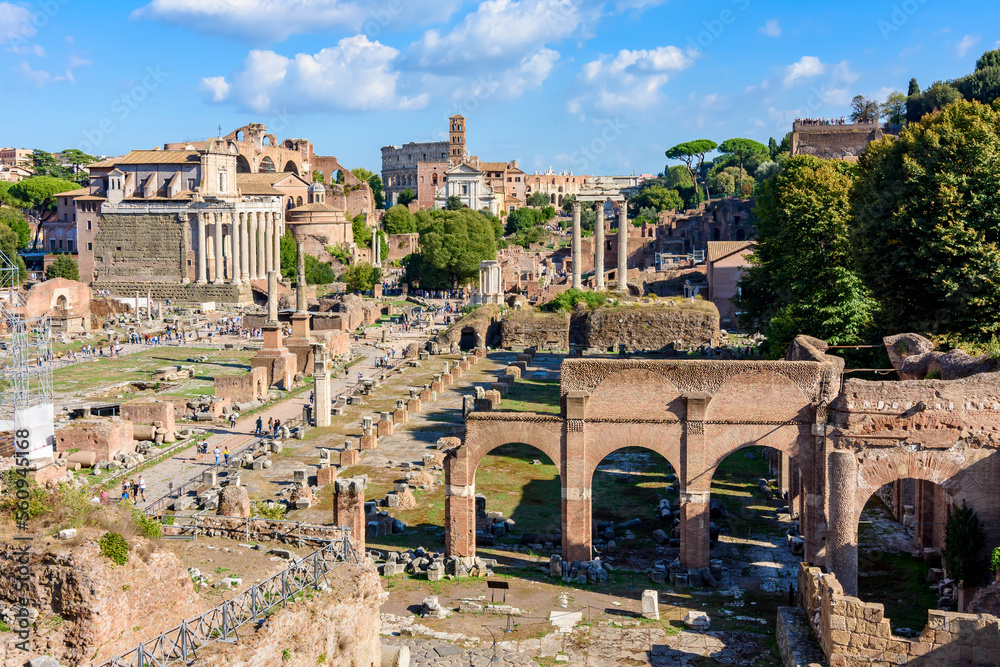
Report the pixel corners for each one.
[215,366,267,403]
[500,311,569,349]
[584,301,720,350]
[791,124,882,161]
[89,280,252,305]
[120,398,175,432]
[92,213,185,282]
[54,417,134,461]
[0,537,205,665]
[799,563,1000,666]
[385,233,419,262]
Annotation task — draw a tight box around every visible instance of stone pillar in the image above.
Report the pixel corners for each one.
[778,451,791,499]
[827,449,858,597]
[240,212,250,283]
[213,211,224,284]
[371,226,380,268]
[247,213,257,281]
[562,391,591,561]
[272,213,282,272]
[617,202,628,292]
[571,200,582,290]
[296,241,307,313]
[146,289,153,325]
[196,213,207,284]
[313,343,330,428]
[257,212,267,278]
[267,270,279,323]
[680,392,711,569]
[594,201,605,291]
[230,211,242,283]
[264,215,274,273]
[445,448,475,558]
[333,478,366,554]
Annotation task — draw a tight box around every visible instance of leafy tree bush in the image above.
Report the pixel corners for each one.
[397,188,416,207]
[383,204,416,234]
[943,500,986,587]
[852,99,1000,342]
[527,191,551,207]
[340,262,381,293]
[0,208,30,248]
[665,139,717,203]
[446,195,463,210]
[849,94,880,123]
[305,255,336,284]
[10,176,78,217]
[404,208,498,288]
[45,255,79,281]
[279,230,297,279]
[717,138,768,193]
[629,185,683,215]
[98,531,130,565]
[352,213,371,247]
[540,205,556,220]
[738,155,874,356]
[541,288,609,312]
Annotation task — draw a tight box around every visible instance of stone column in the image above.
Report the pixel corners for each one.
[333,478,367,554]
[196,213,207,284]
[313,343,330,428]
[562,391,591,561]
[594,201,605,290]
[680,392,711,569]
[240,212,250,283]
[230,211,242,284]
[618,202,628,292]
[147,289,153,325]
[213,211,224,284]
[571,200,582,290]
[267,270,279,323]
[247,213,258,281]
[272,213,282,273]
[296,240,307,313]
[264,215,274,273]
[445,450,476,558]
[256,213,267,279]
[827,449,858,597]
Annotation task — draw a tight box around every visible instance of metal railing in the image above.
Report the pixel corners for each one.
[93,530,356,667]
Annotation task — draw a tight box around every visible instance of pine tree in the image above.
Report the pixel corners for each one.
[943,500,985,587]
[907,77,921,97]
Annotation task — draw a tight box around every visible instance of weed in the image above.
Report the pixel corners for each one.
[281,649,292,662]
[98,532,129,565]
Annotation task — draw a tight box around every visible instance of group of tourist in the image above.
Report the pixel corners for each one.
[796,116,849,125]
[119,476,146,502]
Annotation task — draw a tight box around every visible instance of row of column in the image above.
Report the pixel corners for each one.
[570,200,627,292]
[195,210,284,285]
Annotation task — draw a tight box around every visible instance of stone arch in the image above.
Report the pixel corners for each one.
[235,130,244,142]
[283,160,299,175]
[263,134,275,146]
[583,423,682,486]
[588,368,685,421]
[705,369,812,423]
[55,295,67,309]
[702,423,809,485]
[736,228,746,241]
[283,139,295,149]
[260,156,276,173]
[459,421,562,484]
[236,154,252,173]
[295,196,303,207]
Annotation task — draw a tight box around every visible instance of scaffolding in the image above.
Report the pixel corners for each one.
[0,249,54,460]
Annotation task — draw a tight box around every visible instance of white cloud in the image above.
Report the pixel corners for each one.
[956,34,980,57]
[12,61,58,87]
[133,0,464,43]
[202,35,426,113]
[8,43,44,56]
[0,2,33,43]
[409,0,580,69]
[571,45,696,115]
[68,55,92,69]
[760,19,781,37]
[784,56,825,87]
[830,60,859,85]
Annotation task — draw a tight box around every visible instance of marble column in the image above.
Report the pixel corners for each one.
[230,211,242,284]
[247,213,257,281]
[617,202,628,292]
[594,201,605,291]
[272,213,282,272]
[240,212,250,283]
[196,213,207,284]
[313,343,330,428]
[264,215,274,273]
[213,211,224,285]
[296,240,307,313]
[257,212,266,278]
[571,200,582,290]
[267,270,279,323]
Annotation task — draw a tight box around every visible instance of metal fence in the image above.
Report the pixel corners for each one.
[93,529,356,667]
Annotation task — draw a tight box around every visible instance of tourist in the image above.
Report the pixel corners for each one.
[223,447,230,466]
[273,419,281,438]
[255,416,263,436]
[138,476,146,502]
[229,412,237,429]
[121,480,129,501]
[213,446,221,465]
[267,417,274,434]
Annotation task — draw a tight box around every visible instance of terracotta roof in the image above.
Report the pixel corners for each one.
[238,182,283,196]
[478,161,510,172]
[58,187,91,198]
[237,172,304,186]
[74,195,106,202]
[90,150,200,168]
[707,240,756,263]
[289,202,341,213]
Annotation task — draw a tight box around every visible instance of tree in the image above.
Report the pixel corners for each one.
[351,168,384,209]
[59,148,97,168]
[527,191,550,207]
[383,204,416,235]
[561,194,577,215]
[629,185,683,215]
[341,262,381,293]
[906,82,962,123]
[737,155,874,357]
[0,208,31,248]
[0,182,29,208]
[907,77,921,97]
[0,224,26,283]
[334,170,345,185]
[352,213,372,247]
[409,208,498,288]
[717,138,768,195]
[397,188,416,206]
[279,230,297,279]
[45,255,79,281]
[881,91,908,125]
[768,137,779,159]
[312,170,325,182]
[445,195,463,211]
[10,176,78,217]
[304,255,336,284]
[852,99,1000,343]
[666,139,717,203]
[849,95,880,123]
[943,501,986,588]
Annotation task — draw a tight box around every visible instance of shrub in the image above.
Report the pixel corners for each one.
[98,532,130,565]
[541,288,609,313]
[943,500,986,587]
[0,471,52,521]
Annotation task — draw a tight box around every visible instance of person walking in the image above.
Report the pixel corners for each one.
[121,480,129,501]
[138,476,146,502]
[273,419,281,438]
[213,446,221,465]
[255,416,263,436]
[223,447,230,466]
[229,412,237,429]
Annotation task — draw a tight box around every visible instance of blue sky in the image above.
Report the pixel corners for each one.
[0,0,994,176]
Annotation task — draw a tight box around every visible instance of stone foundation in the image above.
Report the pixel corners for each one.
[91,280,253,305]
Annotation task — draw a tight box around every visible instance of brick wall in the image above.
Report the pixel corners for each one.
[92,213,185,282]
[120,398,175,432]
[55,418,134,461]
[500,311,569,349]
[584,303,720,351]
[214,366,268,403]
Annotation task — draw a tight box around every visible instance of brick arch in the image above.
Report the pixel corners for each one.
[853,449,986,527]
[582,422,682,485]
[454,420,563,487]
[706,370,812,423]
[701,424,810,487]
[588,368,685,420]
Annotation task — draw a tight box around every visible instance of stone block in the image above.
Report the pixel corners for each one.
[293,469,307,482]
[505,365,521,379]
[484,389,502,407]
[341,448,359,466]
[360,433,377,449]
[317,465,338,485]
[489,382,508,395]
[641,590,659,620]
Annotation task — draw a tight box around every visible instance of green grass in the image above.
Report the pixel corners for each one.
[497,378,561,414]
[857,550,937,632]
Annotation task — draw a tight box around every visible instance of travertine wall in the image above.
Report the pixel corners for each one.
[791,124,883,160]
[89,280,252,305]
[799,563,1000,666]
[584,302,720,350]
[54,417,134,461]
[500,311,569,349]
[92,213,185,282]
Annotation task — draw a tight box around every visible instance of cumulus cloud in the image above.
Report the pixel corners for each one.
[201,35,426,113]
[570,45,697,115]
[0,2,33,43]
[12,61,57,87]
[956,34,980,57]
[132,0,464,43]
[783,56,825,87]
[409,0,579,69]
[759,19,781,37]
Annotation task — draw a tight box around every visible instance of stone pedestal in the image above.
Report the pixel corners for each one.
[393,399,408,425]
[333,477,367,554]
[340,448,359,466]
[431,375,443,393]
[407,398,422,414]
[641,590,659,620]
[419,385,433,402]
[377,412,394,437]
[317,465,338,485]
[441,372,453,387]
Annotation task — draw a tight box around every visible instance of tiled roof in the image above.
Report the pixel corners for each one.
[707,240,756,263]
[58,187,90,198]
[237,172,298,185]
[90,150,200,168]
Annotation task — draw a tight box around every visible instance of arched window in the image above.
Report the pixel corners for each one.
[296,196,303,206]
[260,156,276,173]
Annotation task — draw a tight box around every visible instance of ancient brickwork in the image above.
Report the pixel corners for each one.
[93,213,185,282]
[89,280,251,305]
[500,311,570,349]
[55,417,134,461]
[585,303,720,350]
[791,122,884,161]
[214,367,268,403]
[120,398,175,433]
[799,563,1000,666]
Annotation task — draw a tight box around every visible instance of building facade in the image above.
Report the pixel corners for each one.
[381,114,468,207]
[434,163,497,214]
[0,147,31,168]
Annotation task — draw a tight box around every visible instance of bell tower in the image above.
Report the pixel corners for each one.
[449,114,466,162]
